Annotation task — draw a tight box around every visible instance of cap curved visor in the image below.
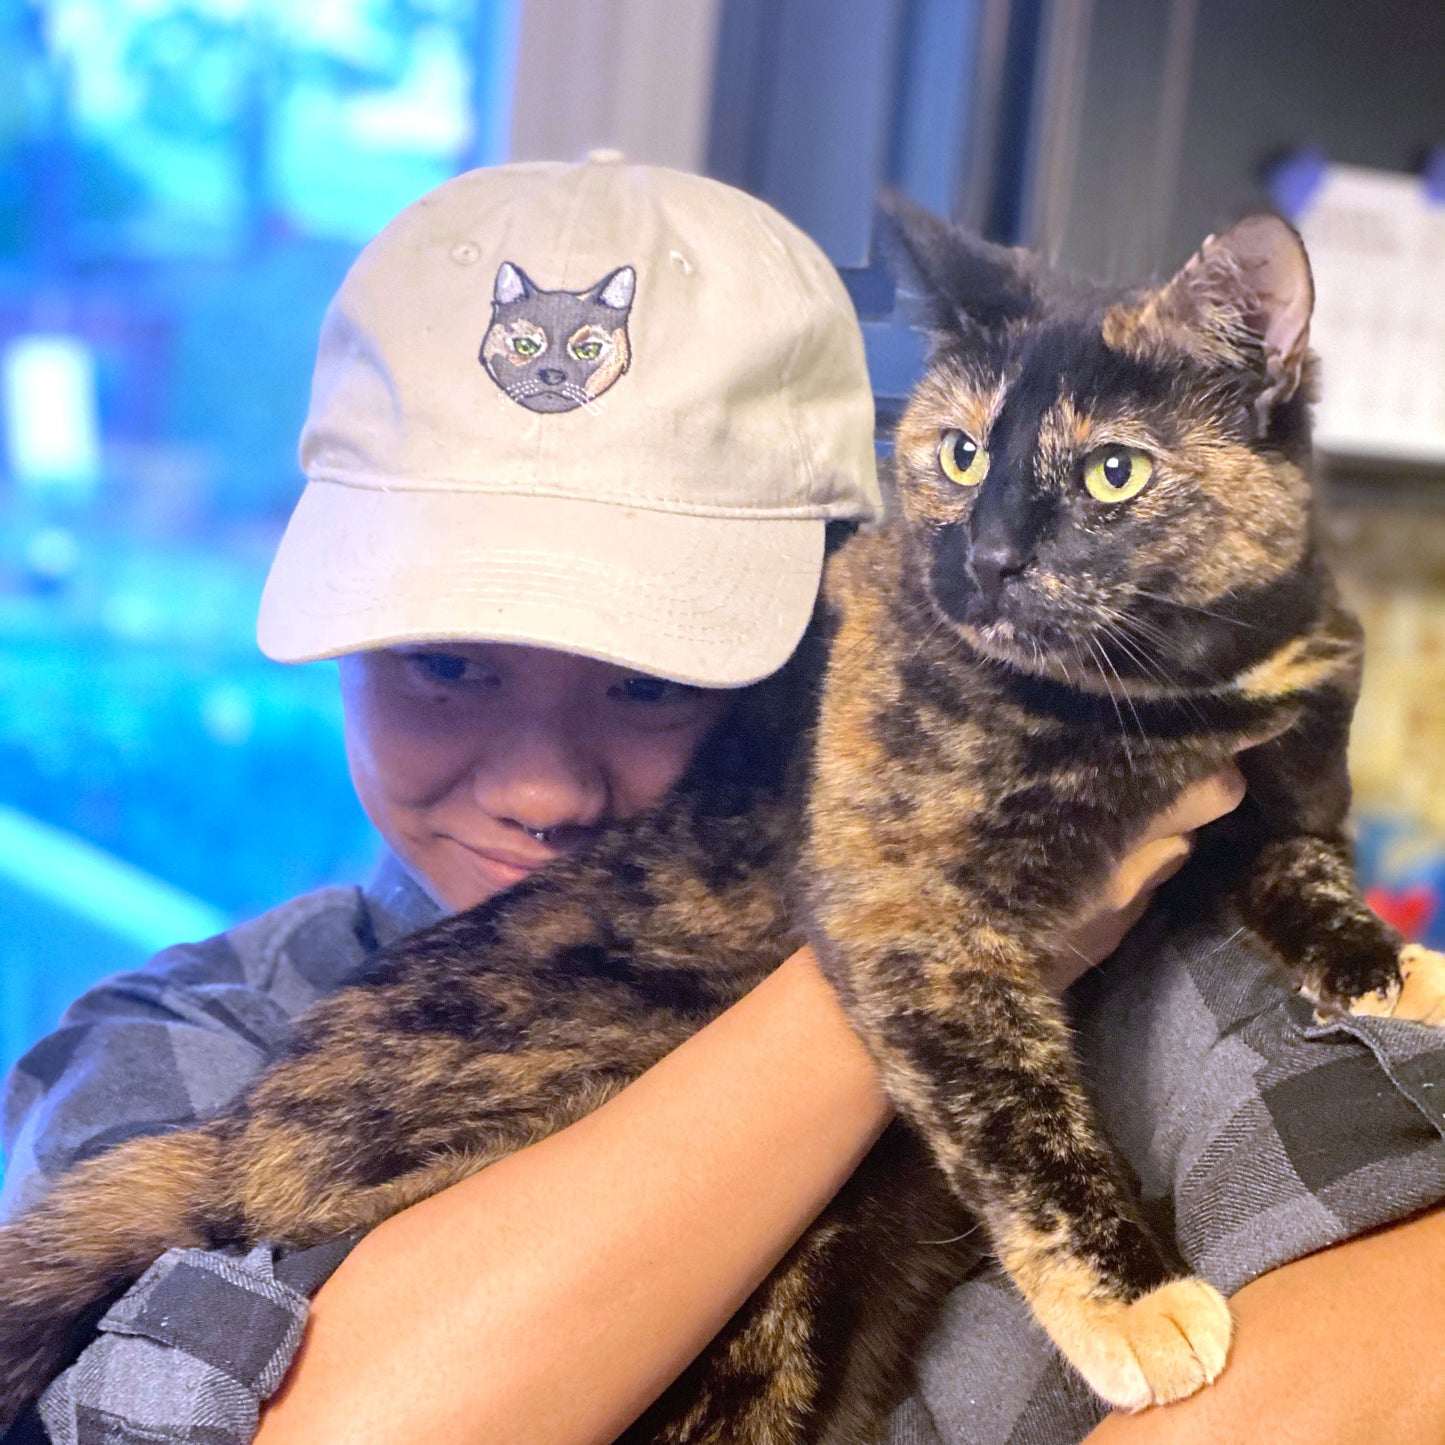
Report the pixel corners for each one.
[257,479,826,688]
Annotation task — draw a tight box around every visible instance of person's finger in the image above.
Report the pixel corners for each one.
[1136,833,1195,891]
[1140,766,1246,843]
[1107,833,1194,909]
[1046,886,1157,995]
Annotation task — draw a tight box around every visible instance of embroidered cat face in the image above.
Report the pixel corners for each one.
[887,201,1318,695]
[480,262,636,413]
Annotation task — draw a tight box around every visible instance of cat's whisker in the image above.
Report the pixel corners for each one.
[1202,925,1247,962]
[1095,616,1182,696]
[1090,604,1192,696]
[1082,633,1140,772]
[1101,633,1207,733]
[1098,616,1215,729]
[1129,589,1259,630]
[916,1222,982,1246]
[897,609,954,673]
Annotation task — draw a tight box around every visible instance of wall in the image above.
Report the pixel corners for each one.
[508,0,723,173]
[1059,0,1445,279]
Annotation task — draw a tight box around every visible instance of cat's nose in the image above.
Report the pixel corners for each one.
[967,541,1028,602]
[538,368,566,385]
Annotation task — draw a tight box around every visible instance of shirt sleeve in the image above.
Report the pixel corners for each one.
[1,889,373,1442]
[888,912,1445,1445]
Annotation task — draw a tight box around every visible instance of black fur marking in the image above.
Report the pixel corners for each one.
[386,984,489,1041]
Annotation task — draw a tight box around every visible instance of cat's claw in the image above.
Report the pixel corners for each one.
[1060,1277,1232,1412]
[1347,945,1445,1026]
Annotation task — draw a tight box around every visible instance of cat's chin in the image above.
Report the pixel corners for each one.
[949,617,1058,679]
[951,617,1168,697]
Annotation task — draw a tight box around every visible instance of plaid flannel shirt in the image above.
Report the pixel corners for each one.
[4,856,1445,1445]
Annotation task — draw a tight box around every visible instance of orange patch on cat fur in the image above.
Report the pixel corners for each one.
[582,326,631,399]
[997,1221,1232,1411]
[1235,635,1349,702]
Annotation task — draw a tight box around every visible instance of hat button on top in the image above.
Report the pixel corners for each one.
[586,148,626,165]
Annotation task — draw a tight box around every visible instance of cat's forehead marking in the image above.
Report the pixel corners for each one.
[893,361,1005,478]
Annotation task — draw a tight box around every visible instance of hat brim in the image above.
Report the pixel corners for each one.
[257,480,826,688]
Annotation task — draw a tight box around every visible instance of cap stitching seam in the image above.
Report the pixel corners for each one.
[301,467,857,518]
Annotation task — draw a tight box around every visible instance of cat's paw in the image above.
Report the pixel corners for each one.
[1060,1277,1232,1412]
[1347,945,1445,1026]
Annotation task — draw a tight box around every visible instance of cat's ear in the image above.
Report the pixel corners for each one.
[585,266,636,312]
[875,190,1036,336]
[494,262,536,305]
[1149,216,1314,419]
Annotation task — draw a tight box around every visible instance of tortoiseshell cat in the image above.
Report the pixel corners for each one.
[4,202,1444,1442]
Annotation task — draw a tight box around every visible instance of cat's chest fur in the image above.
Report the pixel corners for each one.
[808,528,1225,897]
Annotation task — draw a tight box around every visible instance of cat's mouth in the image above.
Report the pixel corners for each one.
[934,579,1180,697]
[504,377,596,414]
[929,531,1177,693]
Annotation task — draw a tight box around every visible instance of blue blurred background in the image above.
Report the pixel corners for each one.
[3,0,1445,1091]
[0,0,519,1066]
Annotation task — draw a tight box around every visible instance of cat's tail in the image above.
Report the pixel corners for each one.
[0,1126,224,1429]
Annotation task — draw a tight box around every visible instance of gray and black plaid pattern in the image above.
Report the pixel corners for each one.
[36,1248,304,1445]
[5,865,1445,1445]
[1,858,439,1444]
[889,913,1445,1445]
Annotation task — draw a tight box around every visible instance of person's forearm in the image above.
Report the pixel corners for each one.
[1082,1205,1445,1444]
[253,946,890,1445]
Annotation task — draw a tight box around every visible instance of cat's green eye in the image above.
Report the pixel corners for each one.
[570,340,603,361]
[938,429,989,487]
[510,336,542,357]
[1083,446,1155,503]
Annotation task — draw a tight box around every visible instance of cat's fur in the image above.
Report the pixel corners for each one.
[3,202,1443,1441]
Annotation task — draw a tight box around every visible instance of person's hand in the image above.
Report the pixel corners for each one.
[1044,767,1247,996]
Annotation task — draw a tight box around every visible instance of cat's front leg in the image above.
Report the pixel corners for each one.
[1231,697,1445,1020]
[808,904,1230,1410]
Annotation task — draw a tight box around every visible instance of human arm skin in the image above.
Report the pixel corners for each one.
[253,771,1246,1445]
[254,945,891,1445]
[1083,1205,1445,1445]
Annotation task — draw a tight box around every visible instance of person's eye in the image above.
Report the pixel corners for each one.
[609,675,697,706]
[404,651,498,687]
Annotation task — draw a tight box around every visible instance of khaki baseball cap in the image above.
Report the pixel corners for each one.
[257,154,881,687]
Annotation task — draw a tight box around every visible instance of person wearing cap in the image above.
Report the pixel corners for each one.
[5,158,1445,1445]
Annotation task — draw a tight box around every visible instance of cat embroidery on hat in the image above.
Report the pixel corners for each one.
[480,262,636,413]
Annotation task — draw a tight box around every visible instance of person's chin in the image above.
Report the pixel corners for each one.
[441,838,544,908]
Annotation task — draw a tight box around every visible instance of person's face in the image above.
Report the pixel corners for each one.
[339,643,730,913]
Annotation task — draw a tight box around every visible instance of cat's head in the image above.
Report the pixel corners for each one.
[480,263,636,413]
[885,196,1319,695]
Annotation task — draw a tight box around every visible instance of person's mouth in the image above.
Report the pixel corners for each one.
[447,837,558,891]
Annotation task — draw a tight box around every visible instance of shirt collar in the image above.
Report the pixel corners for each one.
[364,851,445,948]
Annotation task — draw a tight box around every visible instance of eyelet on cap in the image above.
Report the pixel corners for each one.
[586,148,626,165]
[449,241,480,265]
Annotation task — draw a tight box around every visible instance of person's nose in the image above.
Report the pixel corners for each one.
[468,716,608,840]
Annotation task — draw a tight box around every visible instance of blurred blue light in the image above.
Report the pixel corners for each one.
[0,803,228,957]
